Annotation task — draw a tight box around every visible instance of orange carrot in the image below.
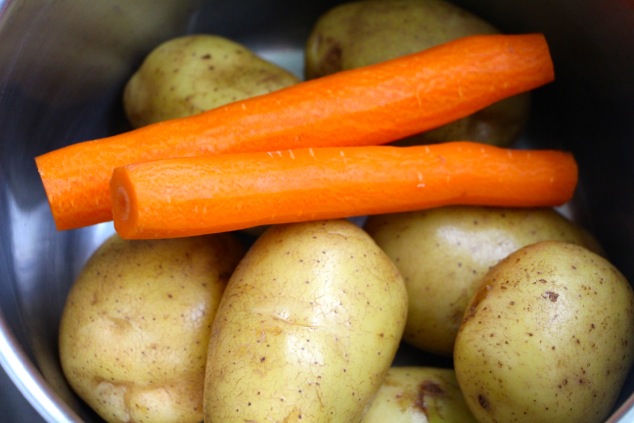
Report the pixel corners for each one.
[36,33,554,231]
[110,142,577,239]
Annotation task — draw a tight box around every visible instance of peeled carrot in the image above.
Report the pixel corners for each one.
[110,142,577,239]
[36,33,554,231]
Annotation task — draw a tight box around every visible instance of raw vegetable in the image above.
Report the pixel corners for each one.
[361,366,478,423]
[58,233,245,423]
[35,33,554,230]
[203,219,408,422]
[123,34,299,128]
[454,241,634,423]
[110,142,578,239]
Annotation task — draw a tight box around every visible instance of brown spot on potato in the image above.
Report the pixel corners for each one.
[462,283,493,323]
[543,291,559,302]
[315,36,342,77]
[478,394,489,410]
[414,380,445,413]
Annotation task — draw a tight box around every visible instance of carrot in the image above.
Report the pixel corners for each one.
[36,33,554,231]
[110,142,577,239]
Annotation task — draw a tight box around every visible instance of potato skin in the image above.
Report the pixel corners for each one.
[361,366,478,423]
[204,219,408,422]
[454,241,634,423]
[304,0,530,147]
[123,34,299,128]
[59,233,244,423]
[364,206,602,356]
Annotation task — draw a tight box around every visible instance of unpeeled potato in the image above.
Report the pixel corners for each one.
[204,219,408,422]
[305,0,531,147]
[361,366,478,422]
[454,241,634,423]
[59,233,244,423]
[123,34,300,128]
[364,206,603,356]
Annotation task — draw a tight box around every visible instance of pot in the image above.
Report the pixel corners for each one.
[1,0,633,421]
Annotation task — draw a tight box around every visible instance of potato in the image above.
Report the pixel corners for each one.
[361,366,478,422]
[204,219,408,422]
[363,206,603,356]
[304,0,530,147]
[123,34,300,128]
[454,241,634,423]
[59,233,244,423]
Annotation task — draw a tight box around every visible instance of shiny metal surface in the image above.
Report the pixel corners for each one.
[1,0,633,421]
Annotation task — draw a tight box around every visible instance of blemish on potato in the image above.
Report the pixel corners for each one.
[542,291,559,302]
[478,394,489,410]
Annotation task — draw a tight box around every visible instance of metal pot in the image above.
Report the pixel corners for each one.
[1,0,633,421]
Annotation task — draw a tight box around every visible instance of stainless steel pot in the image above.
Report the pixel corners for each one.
[1,0,633,421]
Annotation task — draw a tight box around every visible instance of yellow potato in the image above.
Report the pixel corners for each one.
[361,366,478,423]
[454,241,634,423]
[364,206,603,356]
[304,0,530,147]
[204,219,408,422]
[59,233,244,423]
[123,34,299,128]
